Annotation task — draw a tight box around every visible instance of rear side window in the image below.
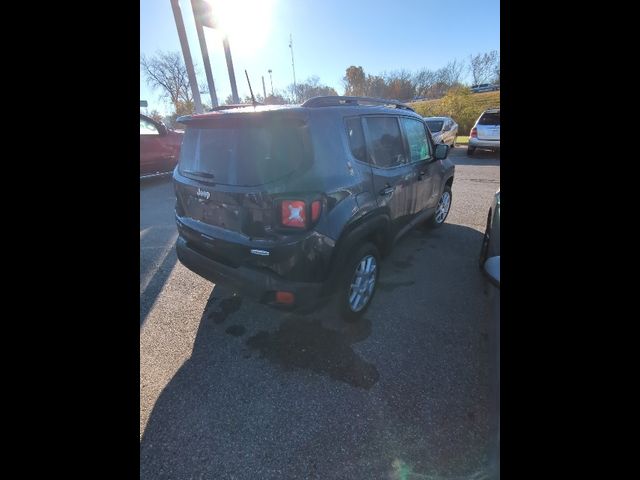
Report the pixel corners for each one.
[401,118,431,162]
[425,120,444,132]
[479,112,500,125]
[140,117,158,135]
[345,118,366,162]
[364,117,406,168]
[178,120,311,186]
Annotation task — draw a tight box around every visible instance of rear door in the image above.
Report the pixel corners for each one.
[399,116,435,214]
[476,111,500,140]
[361,115,416,233]
[174,115,313,241]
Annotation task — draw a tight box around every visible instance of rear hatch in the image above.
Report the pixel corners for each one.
[476,111,500,140]
[174,112,313,242]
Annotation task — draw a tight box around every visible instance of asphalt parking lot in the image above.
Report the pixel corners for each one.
[140,146,500,479]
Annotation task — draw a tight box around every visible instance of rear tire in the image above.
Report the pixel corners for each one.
[467,146,476,156]
[339,243,380,322]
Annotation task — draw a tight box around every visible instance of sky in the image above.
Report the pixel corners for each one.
[140,0,500,115]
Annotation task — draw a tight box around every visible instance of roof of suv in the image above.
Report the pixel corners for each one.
[178,96,419,123]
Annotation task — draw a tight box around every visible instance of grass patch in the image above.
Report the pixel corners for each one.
[409,90,500,135]
[455,135,469,145]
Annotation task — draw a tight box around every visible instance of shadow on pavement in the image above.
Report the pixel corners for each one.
[140,223,499,479]
[140,176,178,327]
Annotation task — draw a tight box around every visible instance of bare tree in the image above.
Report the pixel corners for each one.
[288,76,338,103]
[414,68,438,98]
[140,51,195,111]
[438,59,465,87]
[383,70,415,101]
[468,51,499,85]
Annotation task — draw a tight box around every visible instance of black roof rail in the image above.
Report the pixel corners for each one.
[302,96,415,112]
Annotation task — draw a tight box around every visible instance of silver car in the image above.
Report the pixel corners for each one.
[468,108,500,155]
[424,116,458,148]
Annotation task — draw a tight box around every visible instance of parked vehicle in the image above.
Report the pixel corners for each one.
[481,189,500,480]
[424,116,458,149]
[140,113,183,177]
[468,108,500,155]
[480,189,500,268]
[470,83,499,93]
[173,96,455,321]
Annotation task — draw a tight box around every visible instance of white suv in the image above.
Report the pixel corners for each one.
[468,108,500,155]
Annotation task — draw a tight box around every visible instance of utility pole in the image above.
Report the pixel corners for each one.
[289,34,297,102]
[262,76,267,100]
[170,0,203,113]
[191,0,218,107]
[223,36,240,103]
[268,69,274,95]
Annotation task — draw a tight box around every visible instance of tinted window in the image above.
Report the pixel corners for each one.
[140,117,158,135]
[401,118,431,162]
[425,120,444,132]
[365,117,406,168]
[345,118,366,162]
[178,121,310,186]
[479,112,500,125]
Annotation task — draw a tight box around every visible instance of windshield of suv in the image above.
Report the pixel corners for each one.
[178,121,311,186]
[478,112,500,125]
[425,120,444,132]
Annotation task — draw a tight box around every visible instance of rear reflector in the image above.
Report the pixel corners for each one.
[275,291,295,304]
[281,200,306,228]
[470,127,478,138]
[311,200,321,222]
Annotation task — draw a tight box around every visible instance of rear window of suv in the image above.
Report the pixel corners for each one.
[178,120,311,186]
[478,112,500,125]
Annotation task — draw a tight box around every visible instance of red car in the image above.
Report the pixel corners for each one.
[140,113,183,177]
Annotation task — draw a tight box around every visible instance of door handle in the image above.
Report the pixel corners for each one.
[418,171,426,180]
[379,185,395,196]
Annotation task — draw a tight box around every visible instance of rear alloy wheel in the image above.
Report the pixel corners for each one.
[340,243,380,322]
[429,185,452,228]
[467,146,476,156]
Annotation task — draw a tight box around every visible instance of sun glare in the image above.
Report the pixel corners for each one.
[205,0,275,56]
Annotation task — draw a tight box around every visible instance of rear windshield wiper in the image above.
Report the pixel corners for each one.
[182,169,215,179]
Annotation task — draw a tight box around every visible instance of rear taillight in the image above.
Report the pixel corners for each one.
[280,199,323,229]
[281,200,306,228]
[470,127,478,138]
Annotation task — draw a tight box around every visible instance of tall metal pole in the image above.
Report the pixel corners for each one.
[268,69,274,95]
[223,36,240,103]
[170,0,203,113]
[191,0,218,107]
[262,76,267,100]
[289,34,297,102]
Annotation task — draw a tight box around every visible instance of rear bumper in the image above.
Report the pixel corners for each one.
[469,138,500,149]
[176,236,325,311]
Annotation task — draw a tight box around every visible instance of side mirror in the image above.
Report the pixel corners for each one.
[157,123,168,136]
[483,256,500,288]
[435,143,449,160]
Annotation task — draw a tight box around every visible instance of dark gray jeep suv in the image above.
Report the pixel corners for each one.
[173,96,455,320]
